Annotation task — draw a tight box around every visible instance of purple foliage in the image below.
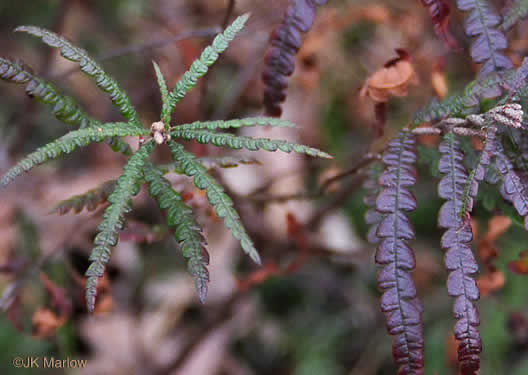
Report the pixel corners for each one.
[461,126,497,216]
[420,0,459,49]
[455,0,513,77]
[504,57,528,104]
[438,134,482,375]
[371,132,425,375]
[496,141,528,230]
[262,0,328,117]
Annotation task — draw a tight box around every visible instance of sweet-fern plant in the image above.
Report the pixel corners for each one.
[0,14,331,312]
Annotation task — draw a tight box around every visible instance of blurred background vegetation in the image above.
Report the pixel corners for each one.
[0,0,528,374]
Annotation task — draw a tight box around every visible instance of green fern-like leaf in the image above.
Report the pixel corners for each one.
[15,26,140,126]
[0,57,134,156]
[85,141,155,312]
[168,141,261,264]
[460,126,496,218]
[171,129,332,158]
[177,117,296,131]
[166,14,249,116]
[502,0,528,30]
[0,123,148,187]
[143,162,210,302]
[152,61,171,125]
[50,180,117,215]
[0,57,94,128]
[414,69,516,125]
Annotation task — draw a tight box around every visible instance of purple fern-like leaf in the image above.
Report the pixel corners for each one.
[496,140,528,230]
[455,0,513,77]
[262,0,328,116]
[371,132,425,375]
[420,0,459,49]
[438,133,482,375]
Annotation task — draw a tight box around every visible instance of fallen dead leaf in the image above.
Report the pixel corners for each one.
[508,251,528,275]
[477,268,506,296]
[479,216,512,265]
[32,308,67,339]
[485,216,512,243]
[360,49,419,136]
[360,49,419,103]
[431,59,448,99]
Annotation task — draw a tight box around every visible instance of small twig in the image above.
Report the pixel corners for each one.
[319,153,380,193]
[411,127,442,135]
[437,117,466,129]
[49,27,222,80]
[307,175,367,231]
[9,0,74,155]
[249,153,380,203]
[156,292,245,375]
[222,0,237,30]
[452,127,487,137]
[0,248,64,312]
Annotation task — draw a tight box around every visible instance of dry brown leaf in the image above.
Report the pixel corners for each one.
[416,125,441,146]
[318,166,342,193]
[32,308,67,339]
[431,65,448,99]
[479,239,499,265]
[446,333,458,368]
[360,49,418,137]
[508,251,528,275]
[477,268,506,296]
[507,312,528,345]
[94,294,114,315]
[7,296,24,333]
[472,136,484,151]
[360,50,419,103]
[40,272,72,317]
[485,216,512,242]
[355,5,391,24]
[478,216,512,265]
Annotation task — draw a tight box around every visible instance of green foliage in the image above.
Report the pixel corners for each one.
[152,61,170,125]
[417,144,441,177]
[143,162,209,301]
[171,128,332,158]
[413,69,515,125]
[15,25,140,125]
[85,141,155,312]
[166,13,249,117]
[1,14,332,311]
[177,117,296,131]
[460,126,495,218]
[502,0,528,30]
[168,141,261,264]
[0,56,134,156]
[50,180,117,215]
[0,57,94,128]
[0,123,147,186]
